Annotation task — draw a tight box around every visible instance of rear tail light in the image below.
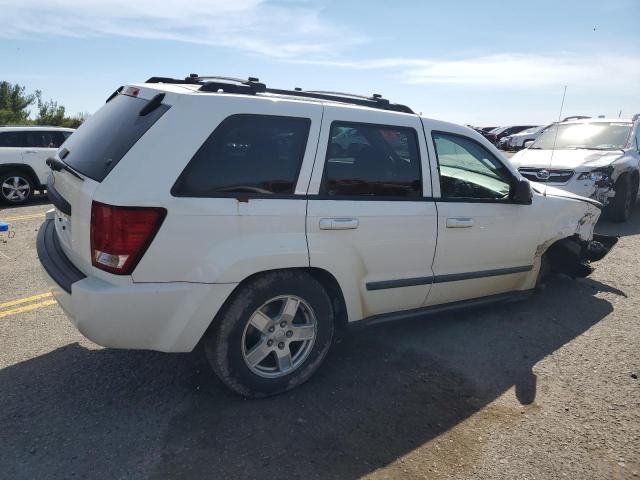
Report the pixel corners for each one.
[90,202,166,275]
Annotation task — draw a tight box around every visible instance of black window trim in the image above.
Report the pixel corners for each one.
[318,120,424,201]
[430,130,520,204]
[171,113,312,199]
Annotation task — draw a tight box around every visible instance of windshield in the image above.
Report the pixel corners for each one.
[531,122,631,150]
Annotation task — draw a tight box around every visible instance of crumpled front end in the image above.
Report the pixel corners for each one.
[544,233,618,278]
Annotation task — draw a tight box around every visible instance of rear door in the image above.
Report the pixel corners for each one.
[306,106,437,321]
[0,131,25,166]
[22,130,66,185]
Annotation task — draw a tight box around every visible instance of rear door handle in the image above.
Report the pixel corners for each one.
[446,217,474,228]
[319,217,359,230]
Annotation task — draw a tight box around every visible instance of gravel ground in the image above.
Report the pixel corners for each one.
[0,195,638,480]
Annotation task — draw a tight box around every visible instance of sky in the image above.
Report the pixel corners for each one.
[1,0,639,126]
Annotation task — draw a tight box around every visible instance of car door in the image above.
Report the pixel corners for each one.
[306,106,437,322]
[423,121,540,307]
[22,130,65,185]
[0,131,25,166]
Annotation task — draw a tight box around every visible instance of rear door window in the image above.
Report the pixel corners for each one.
[24,131,66,148]
[61,93,169,182]
[322,122,422,198]
[172,115,311,197]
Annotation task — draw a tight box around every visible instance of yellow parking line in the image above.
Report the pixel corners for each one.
[0,292,52,309]
[0,299,57,319]
[1,213,46,221]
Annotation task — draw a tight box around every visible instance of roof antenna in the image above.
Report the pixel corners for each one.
[545,85,567,197]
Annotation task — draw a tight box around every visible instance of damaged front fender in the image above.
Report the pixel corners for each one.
[545,233,618,278]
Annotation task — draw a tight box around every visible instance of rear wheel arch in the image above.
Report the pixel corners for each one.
[201,267,349,342]
[0,163,40,186]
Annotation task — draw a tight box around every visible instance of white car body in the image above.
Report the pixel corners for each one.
[36,79,616,395]
[502,125,548,150]
[0,126,74,202]
[510,119,640,207]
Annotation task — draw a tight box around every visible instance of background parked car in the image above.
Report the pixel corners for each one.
[483,125,537,145]
[0,125,74,204]
[510,117,640,222]
[500,125,550,151]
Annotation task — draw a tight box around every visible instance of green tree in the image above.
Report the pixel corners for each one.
[0,81,36,124]
[35,90,66,126]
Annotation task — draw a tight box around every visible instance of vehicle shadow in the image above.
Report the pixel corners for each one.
[0,276,620,480]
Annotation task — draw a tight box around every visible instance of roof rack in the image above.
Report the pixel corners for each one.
[144,74,414,114]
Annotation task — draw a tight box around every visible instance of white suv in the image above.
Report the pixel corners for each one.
[37,76,616,397]
[0,126,74,204]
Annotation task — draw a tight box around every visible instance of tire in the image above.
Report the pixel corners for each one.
[204,270,335,398]
[0,171,35,205]
[605,174,634,223]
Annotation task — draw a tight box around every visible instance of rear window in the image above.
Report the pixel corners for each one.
[61,93,169,182]
[172,115,310,197]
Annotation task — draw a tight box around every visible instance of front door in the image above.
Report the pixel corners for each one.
[306,106,438,321]
[424,127,540,306]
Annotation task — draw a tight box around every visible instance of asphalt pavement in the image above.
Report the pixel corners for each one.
[0,193,639,480]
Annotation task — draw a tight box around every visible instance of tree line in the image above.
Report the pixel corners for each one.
[0,81,88,128]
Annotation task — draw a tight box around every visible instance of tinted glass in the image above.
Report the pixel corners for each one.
[531,122,632,150]
[61,94,169,182]
[0,132,26,147]
[173,115,310,197]
[323,123,421,198]
[433,132,512,200]
[23,131,66,148]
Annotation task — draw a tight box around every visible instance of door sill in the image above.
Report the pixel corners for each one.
[351,290,534,328]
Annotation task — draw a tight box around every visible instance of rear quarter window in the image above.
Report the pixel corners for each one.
[61,94,169,182]
[172,115,310,197]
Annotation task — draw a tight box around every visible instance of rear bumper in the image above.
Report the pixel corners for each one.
[37,219,237,352]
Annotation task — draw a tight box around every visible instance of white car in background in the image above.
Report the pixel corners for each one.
[0,126,74,204]
[501,125,549,151]
[510,118,640,222]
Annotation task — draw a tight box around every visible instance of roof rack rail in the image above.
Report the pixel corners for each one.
[144,74,414,114]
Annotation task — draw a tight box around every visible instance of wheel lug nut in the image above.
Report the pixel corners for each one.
[280,321,287,328]
[286,330,293,338]
[267,340,274,347]
[268,326,275,333]
[278,342,285,349]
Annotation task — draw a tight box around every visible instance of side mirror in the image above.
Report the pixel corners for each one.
[512,179,533,204]
[523,140,534,149]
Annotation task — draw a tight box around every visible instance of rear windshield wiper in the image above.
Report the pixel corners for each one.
[46,156,84,181]
[139,93,165,116]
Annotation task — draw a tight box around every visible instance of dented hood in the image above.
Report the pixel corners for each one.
[531,183,603,208]
[510,148,623,170]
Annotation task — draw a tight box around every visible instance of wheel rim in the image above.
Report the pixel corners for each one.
[241,295,317,379]
[1,176,30,202]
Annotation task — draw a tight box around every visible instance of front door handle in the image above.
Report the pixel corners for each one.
[319,217,359,230]
[446,217,474,228]
[23,150,37,154]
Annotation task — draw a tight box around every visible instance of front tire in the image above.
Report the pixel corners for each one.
[0,171,34,205]
[204,270,335,398]
[605,174,634,223]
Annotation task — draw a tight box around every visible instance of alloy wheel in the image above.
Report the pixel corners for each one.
[241,295,317,379]
[1,176,31,202]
